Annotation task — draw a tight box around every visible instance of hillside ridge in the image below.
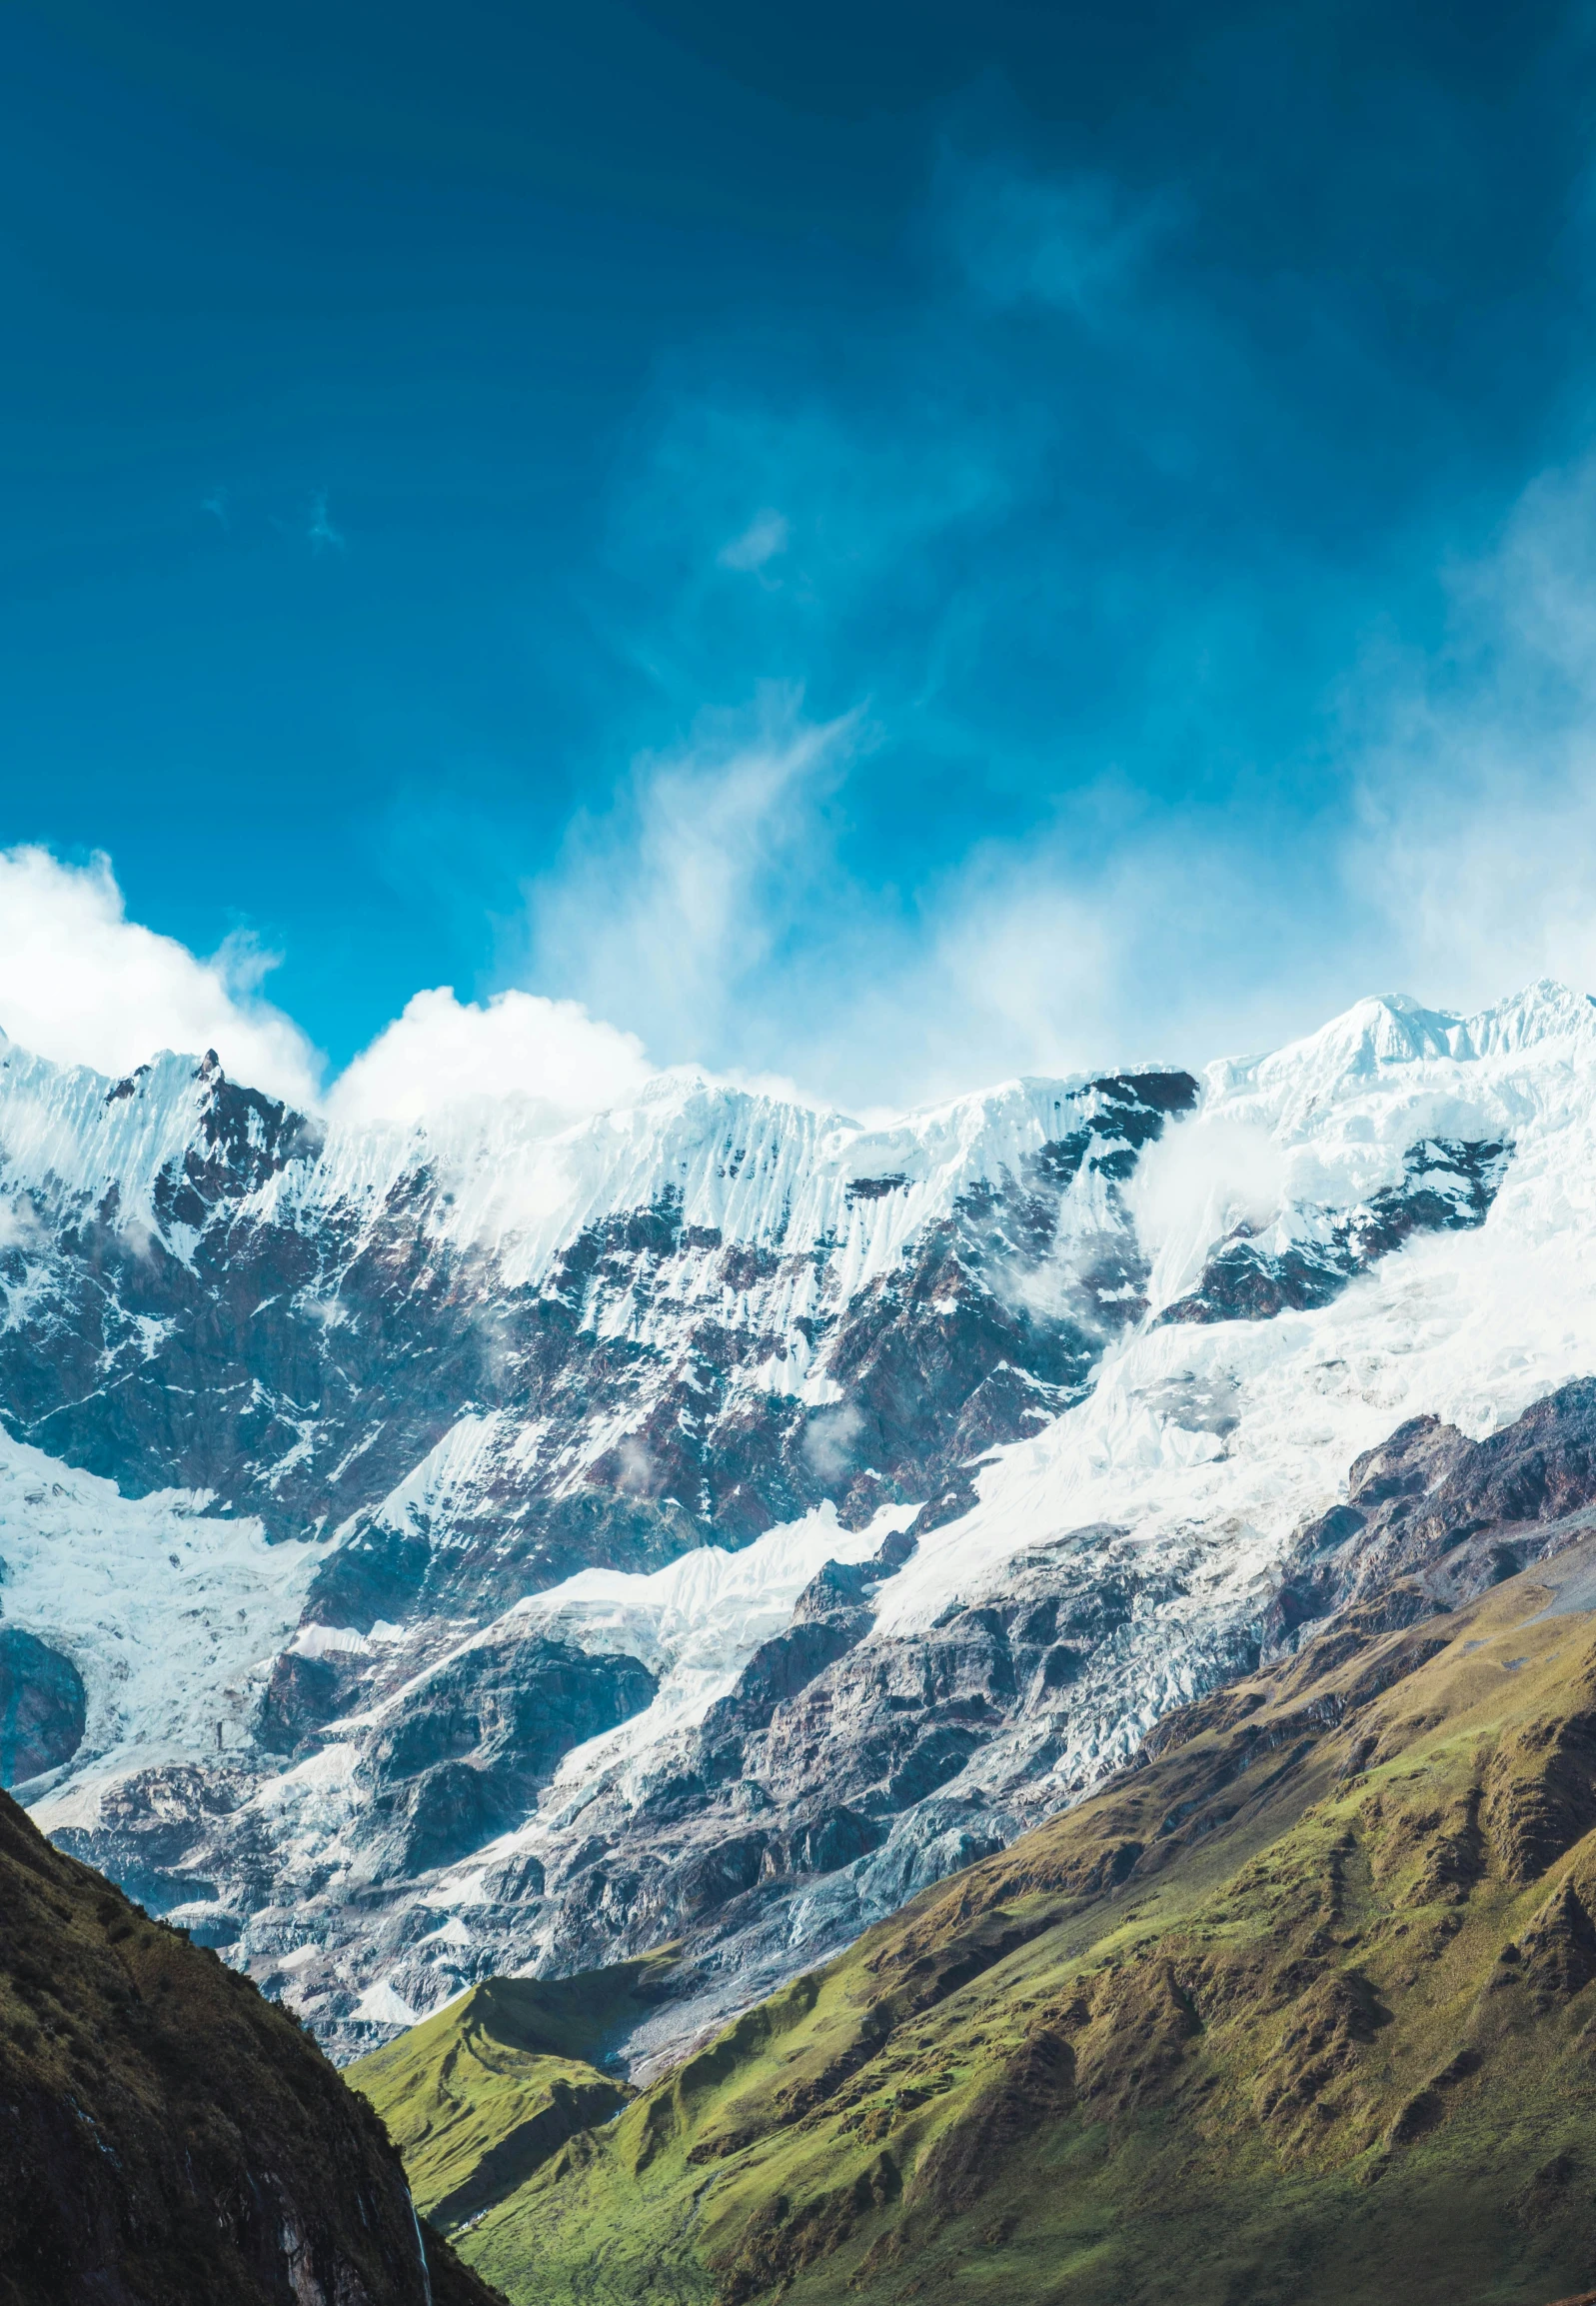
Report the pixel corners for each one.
[428,1527,1596,2304]
[0,1783,500,2306]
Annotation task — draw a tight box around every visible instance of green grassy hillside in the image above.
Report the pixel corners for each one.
[439,1540,1596,2306]
[348,1952,677,2228]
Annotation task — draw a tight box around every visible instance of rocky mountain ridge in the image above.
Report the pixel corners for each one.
[3,979,1596,2059]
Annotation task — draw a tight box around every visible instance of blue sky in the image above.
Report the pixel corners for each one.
[4,1,1596,1113]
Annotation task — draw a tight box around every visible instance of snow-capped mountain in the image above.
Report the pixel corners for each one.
[5,981,1596,2063]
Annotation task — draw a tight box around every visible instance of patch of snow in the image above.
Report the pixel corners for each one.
[353,1978,423,2028]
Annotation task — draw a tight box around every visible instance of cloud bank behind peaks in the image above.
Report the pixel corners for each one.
[0,847,320,1107]
[326,987,653,1128]
[0,851,656,1132]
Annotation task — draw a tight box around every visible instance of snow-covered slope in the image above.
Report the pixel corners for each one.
[5,982,1596,2060]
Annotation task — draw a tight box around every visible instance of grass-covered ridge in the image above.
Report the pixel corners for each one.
[348,1953,677,2228]
[429,1538,1596,2305]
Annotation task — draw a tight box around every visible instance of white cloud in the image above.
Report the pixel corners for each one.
[523,689,862,1076]
[1338,453,1596,1013]
[327,986,653,1128]
[718,509,790,572]
[0,847,320,1105]
[801,1400,863,1480]
[1126,1112,1289,1311]
[505,683,1319,1112]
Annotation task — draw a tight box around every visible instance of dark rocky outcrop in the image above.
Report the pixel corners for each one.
[358,1633,659,1879]
[0,1626,86,1786]
[1265,1376,1596,1655]
[0,1784,501,2306]
[503,1519,1243,2000]
[1160,1137,1512,1325]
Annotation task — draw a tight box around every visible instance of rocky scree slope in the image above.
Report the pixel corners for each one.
[0,1784,499,2306]
[2,982,1595,2059]
[445,1522,1596,2306]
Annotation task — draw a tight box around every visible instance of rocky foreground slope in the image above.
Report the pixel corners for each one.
[6,980,1596,2060]
[0,1785,498,2306]
[411,1512,1596,2306]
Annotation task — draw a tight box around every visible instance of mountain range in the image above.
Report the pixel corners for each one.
[4,976,1596,2094]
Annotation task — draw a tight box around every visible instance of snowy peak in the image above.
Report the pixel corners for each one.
[0,1039,319,1237]
[1128,984,1596,1317]
[1448,976,1596,1059]
[0,1035,1200,1606]
[1219,978,1596,1127]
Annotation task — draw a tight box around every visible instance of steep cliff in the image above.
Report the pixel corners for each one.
[0,1786,499,2306]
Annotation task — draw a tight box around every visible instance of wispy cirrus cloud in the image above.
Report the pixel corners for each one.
[307,492,347,554]
[1337,451,1596,1014]
[503,435,1596,1112]
[520,688,863,1085]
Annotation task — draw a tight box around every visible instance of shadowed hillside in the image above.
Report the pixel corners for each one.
[0,1788,501,2306]
[436,1536,1596,2306]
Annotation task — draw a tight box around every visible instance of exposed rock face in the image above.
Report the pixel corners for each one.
[1264,1376,1596,1654]
[0,1785,498,2306]
[0,1050,1195,1621]
[0,1625,86,1785]
[1158,1137,1511,1324]
[258,1512,1263,2068]
[356,1635,659,1882]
